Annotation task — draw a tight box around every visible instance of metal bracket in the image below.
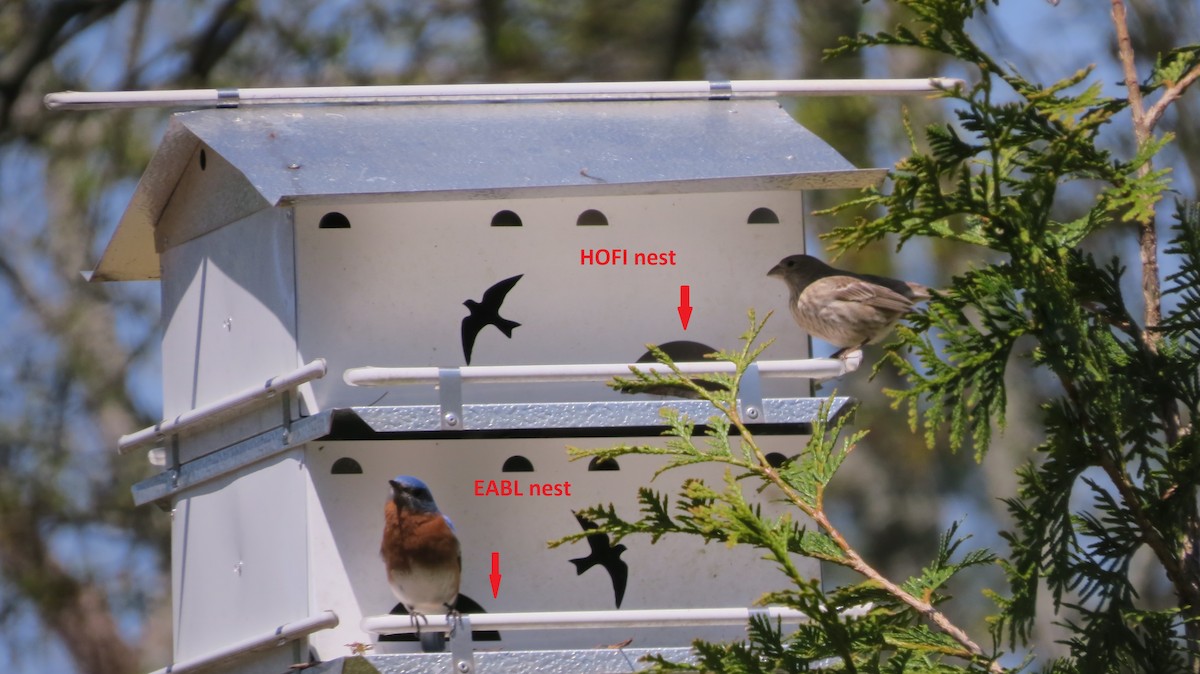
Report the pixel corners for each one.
[168,435,182,488]
[438,368,464,430]
[738,363,764,422]
[280,389,292,444]
[709,80,733,100]
[450,613,474,674]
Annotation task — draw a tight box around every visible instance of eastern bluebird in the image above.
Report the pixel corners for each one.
[461,274,523,364]
[768,254,931,358]
[381,475,462,652]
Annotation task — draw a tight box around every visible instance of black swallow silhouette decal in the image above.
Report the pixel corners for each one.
[569,511,629,608]
[461,274,523,365]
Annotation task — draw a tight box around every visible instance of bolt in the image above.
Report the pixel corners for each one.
[746,407,760,420]
[444,413,459,427]
[457,661,471,673]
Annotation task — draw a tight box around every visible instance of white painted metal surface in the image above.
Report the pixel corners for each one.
[160,208,304,461]
[360,606,871,633]
[305,437,820,655]
[172,450,310,662]
[293,192,817,410]
[148,611,337,674]
[46,78,963,110]
[343,355,862,387]
[119,359,326,454]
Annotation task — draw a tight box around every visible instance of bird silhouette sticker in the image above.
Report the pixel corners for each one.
[569,511,629,608]
[461,274,523,365]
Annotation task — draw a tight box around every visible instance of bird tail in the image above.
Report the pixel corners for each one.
[569,556,596,575]
[420,630,446,653]
[495,318,521,338]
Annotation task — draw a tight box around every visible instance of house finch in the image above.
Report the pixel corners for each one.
[767,254,931,357]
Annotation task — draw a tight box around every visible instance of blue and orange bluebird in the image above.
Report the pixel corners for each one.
[381,475,461,652]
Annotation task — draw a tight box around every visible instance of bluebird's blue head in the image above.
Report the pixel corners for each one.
[388,475,441,514]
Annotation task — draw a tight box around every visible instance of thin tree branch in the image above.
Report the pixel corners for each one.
[1145,63,1200,131]
[718,403,1003,672]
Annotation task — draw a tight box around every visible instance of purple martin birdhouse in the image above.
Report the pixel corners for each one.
[90,88,886,674]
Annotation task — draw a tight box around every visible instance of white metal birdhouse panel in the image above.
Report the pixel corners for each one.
[160,207,302,460]
[171,449,309,662]
[293,192,810,411]
[303,436,818,655]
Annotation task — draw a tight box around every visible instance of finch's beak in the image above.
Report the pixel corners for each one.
[767,264,783,277]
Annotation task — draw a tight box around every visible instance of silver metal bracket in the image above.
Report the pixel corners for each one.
[280,389,292,445]
[738,363,764,422]
[709,80,733,100]
[450,613,474,674]
[438,368,464,430]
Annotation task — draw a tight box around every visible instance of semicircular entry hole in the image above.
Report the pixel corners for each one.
[502,455,534,472]
[576,209,609,226]
[588,456,620,471]
[319,212,351,229]
[764,452,788,468]
[491,210,523,227]
[330,457,363,474]
[747,207,780,224]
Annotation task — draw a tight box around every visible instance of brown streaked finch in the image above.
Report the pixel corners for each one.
[768,254,932,358]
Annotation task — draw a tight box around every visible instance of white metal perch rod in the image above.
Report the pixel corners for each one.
[148,610,338,674]
[343,354,861,387]
[361,605,872,634]
[45,78,963,110]
[118,358,327,454]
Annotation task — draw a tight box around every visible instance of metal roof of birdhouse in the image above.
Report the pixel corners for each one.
[94,98,885,281]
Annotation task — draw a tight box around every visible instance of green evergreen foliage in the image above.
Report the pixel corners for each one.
[553,0,1200,671]
[553,314,1002,672]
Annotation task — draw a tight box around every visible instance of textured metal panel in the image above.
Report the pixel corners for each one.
[176,100,873,204]
[304,649,696,674]
[132,412,333,506]
[345,397,849,433]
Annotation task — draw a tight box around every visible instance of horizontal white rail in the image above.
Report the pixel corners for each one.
[45,78,963,110]
[118,359,327,454]
[149,610,337,674]
[344,354,861,388]
[361,605,871,634]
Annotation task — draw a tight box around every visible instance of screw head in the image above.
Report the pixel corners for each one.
[746,407,760,420]
[444,413,459,427]
[457,661,471,673]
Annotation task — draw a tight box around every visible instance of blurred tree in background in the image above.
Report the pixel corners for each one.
[1,1,1197,672]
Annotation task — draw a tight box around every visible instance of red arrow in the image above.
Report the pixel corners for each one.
[489,552,502,598]
[677,285,693,330]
